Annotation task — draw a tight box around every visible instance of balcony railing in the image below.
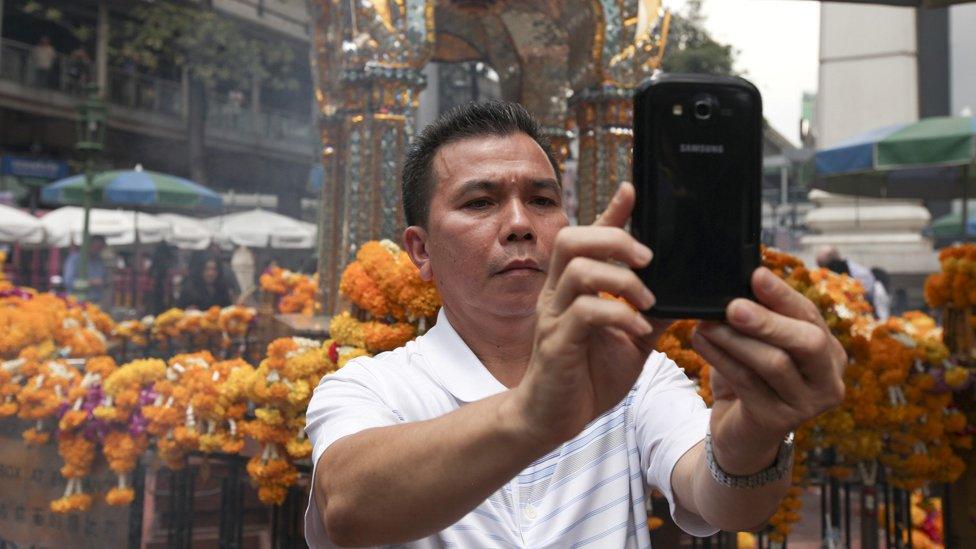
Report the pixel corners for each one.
[107,66,183,116]
[0,37,312,147]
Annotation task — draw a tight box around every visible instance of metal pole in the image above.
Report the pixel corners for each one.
[861,482,879,549]
[964,164,972,243]
[75,155,94,301]
[944,483,953,549]
[96,0,109,97]
[0,0,6,74]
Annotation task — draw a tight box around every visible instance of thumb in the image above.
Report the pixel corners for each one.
[593,181,635,228]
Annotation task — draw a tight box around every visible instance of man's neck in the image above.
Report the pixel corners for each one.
[442,306,535,389]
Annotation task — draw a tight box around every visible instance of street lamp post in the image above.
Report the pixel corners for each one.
[73,83,107,302]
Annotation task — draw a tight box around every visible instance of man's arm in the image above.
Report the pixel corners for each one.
[670,267,845,532]
[671,440,788,532]
[314,391,549,546]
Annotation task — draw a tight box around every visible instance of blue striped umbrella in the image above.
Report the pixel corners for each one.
[811,116,976,200]
[811,116,976,239]
[41,166,222,210]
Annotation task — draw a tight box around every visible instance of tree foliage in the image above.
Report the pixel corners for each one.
[17,0,299,91]
[115,2,298,92]
[661,0,737,76]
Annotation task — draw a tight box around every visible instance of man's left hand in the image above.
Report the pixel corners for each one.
[692,267,846,475]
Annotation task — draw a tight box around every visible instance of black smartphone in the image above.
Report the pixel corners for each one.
[631,73,762,320]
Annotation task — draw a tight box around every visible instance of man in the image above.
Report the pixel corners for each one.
[815,245,887,318]
[305,102,845,547]
[63,235,108,303]
[31,36,56,87]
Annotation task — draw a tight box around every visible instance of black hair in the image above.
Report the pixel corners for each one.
[825,259,850,276]
[401,101,561,228]
[188,252,226,289]
[178,251,232,309]
[871,267,890,290]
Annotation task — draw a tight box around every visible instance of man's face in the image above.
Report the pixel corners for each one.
[406,132,568,319]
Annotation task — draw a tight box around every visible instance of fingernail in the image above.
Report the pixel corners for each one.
[642,287,655,309]
[634,242,652,263]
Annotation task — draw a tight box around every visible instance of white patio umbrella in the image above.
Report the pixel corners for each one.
[155,213,215,250]
[40,207,169,247]
[206,208,317,249]
[0,204,45,246]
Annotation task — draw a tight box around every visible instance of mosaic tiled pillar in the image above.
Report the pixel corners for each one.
[572,85,634,225]
[540,124,574,177]
[315,68,427,314]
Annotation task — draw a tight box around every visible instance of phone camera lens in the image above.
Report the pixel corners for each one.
[694,100,712,120]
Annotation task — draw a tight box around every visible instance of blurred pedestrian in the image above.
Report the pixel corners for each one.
[870,267,892,320]
[63,235,107,303]
[31,36,56,88]
[149,242,176,314]
[816,245,877,301]
[230,244,256,303]
[178,252,232,310]
[67,46,92,94]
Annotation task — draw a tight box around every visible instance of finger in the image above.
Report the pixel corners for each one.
[552,257,655,312]
[562,295,654,342]
[691,327,785,410]
[593,181,635,228]
[695,322,807,403]
[726,299,832,362]
[750,267,827,331]
[725,299,844,384]
[546,226,652,290]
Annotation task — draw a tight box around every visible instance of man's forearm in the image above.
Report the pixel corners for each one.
[673,441,790,532]
[314,390,552,546]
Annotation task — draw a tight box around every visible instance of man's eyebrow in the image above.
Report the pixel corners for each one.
[531,179,561,193]
[454,180,500,198]
[452,178,561,200]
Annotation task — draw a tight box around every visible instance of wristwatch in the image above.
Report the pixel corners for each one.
[704,430,794,489]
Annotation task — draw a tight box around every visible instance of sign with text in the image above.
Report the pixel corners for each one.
[0,157,69,180]
[0,420,129,548]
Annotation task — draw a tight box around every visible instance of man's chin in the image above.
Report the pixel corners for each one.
[485,295,541,318]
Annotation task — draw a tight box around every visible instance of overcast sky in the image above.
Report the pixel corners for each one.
[665,0,821,145]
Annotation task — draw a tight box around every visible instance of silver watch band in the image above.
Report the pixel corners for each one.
[704,430,794,489]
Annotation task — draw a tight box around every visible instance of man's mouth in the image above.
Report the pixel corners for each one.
[496,259,543,275]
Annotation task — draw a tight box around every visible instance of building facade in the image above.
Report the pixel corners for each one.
[0,0,319,219]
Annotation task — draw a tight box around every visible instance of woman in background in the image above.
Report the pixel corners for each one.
[178,252,232,310]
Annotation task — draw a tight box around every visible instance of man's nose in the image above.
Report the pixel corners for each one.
[502,199,534,242]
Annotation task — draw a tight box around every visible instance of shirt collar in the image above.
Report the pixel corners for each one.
[416,308,509,403]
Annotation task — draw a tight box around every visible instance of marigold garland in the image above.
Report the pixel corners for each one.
[351,240,440,321]
[653,248,970,542]
[260,267,321,316]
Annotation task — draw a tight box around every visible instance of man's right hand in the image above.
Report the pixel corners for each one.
[508,182,663,447]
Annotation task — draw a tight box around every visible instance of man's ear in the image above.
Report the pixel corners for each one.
[403,225,433,281]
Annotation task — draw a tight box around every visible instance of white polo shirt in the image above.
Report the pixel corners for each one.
[304,309,716,548]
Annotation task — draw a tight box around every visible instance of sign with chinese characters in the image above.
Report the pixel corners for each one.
[0,420,129,548]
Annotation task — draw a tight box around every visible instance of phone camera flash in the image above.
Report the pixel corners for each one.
[672,104,683,116]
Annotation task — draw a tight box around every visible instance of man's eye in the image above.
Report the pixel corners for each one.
[531,197,558,206]
[464,199,492,209]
